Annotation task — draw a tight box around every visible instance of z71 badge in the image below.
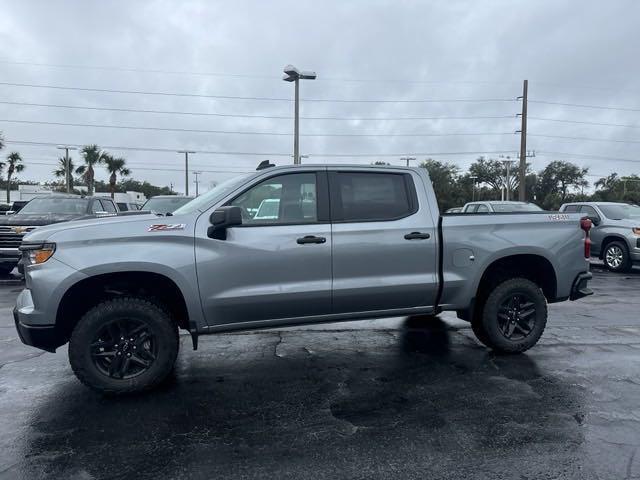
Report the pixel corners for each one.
[148,224,186,232]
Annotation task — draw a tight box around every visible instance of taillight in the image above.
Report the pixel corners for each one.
[580,218,592,258]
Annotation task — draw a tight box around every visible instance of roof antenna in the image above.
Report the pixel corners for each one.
[257,160,275,171]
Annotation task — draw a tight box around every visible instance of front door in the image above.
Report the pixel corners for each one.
[329,169,439,313]
[195,170,332,326]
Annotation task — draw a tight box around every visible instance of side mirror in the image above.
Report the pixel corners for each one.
[208,206,242,239]
[588,216,601,226]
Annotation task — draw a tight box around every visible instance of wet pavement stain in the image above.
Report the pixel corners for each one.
[0,266,639,479]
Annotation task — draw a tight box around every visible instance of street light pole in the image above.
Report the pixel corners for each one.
[57,145,77,193]
[470,175,477,201]
[283,65,316,165]
[178,150,195,195]
[192,171,202,197]
[501,159,515,201]
[400,156,416,167]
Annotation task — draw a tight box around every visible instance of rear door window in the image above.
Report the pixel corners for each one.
[476,204,489,213]
[563,205,579,213]
[100,200,117,213]
[329,172,417,222]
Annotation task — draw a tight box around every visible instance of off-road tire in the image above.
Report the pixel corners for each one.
[473,278,547,354]
[603,240,631,273]
[69,297,179,395]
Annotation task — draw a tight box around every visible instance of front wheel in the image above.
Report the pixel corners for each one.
[472,278,547,353]
[69,297,179,395]
[603,241,631,273]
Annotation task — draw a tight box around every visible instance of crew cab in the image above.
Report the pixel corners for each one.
[14,165,593,394]
[0,195,119,275]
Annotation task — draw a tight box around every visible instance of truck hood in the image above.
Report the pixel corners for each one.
[604,218,640,228]
[23,213,161,242]
[0,213,93,226]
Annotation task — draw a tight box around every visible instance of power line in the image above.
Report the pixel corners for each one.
[0,59,521,86]
[23,159,253,174]
[4,140,517,158]
[0,100,517,122]
[0,81,517,104]
[529,99,640,113]
[0,118,517,137]
[529,116,640,129]
[530,133,640,145]
[536,150,640,164]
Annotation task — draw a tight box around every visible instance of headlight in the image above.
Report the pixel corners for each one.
[633,228,640,236]
[21,243,56,266]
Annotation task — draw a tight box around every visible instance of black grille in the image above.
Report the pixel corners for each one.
[0,226,36,248]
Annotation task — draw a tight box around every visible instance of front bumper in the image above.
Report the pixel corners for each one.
[14,309,60,352]
[570,272,593,300]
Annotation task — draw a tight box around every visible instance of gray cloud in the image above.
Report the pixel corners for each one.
[0,0,639,193]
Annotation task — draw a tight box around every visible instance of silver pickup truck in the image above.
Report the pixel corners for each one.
[14,165,593,394]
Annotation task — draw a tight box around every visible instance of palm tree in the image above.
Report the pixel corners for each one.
[103,155,131,198]
[77,145,106,196]
[53,156,80,190]
[5,152,24,203]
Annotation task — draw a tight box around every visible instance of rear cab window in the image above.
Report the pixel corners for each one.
[329,171,418,222]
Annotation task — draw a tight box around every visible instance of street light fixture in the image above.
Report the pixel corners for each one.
[57,145,78,193]
[283,65,316,165]
[400,156,416,167]
[177,150,195,195]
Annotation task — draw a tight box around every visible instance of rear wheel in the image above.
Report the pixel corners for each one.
[69,297,179,395]
[603,241,631,273]
[472,278,547,353]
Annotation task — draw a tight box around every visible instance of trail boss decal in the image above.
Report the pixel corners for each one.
[548,214,570,221]
[148,224,186,232]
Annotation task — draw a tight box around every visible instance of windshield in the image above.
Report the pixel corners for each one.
[142,196,194,214]
[598,204,640,220]
[18,198,88,215]
[491,203,543,213]
[172,173,255,215]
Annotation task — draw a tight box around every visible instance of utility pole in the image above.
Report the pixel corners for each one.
[400,156,416,167]
[57,145,77,193]
[177,150,195,195]
[192,171,202,197]
[517,79,528,201]
[501,159,515,201]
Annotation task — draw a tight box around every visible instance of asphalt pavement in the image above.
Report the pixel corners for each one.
[1,266,639,479]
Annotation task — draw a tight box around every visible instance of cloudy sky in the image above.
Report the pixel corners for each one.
[0,0,639,194]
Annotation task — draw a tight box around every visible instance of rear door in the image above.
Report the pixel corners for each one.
[329,169,438,313]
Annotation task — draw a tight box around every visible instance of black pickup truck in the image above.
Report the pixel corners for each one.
[0,195,119,274]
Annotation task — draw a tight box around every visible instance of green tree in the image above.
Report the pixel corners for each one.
[77,145,106,196]
[5,152,24,203]
[53,156,82,190]
[419,158,463,211]
[535,161,589,209]
[103,155,131,198]
[118,179,174,198]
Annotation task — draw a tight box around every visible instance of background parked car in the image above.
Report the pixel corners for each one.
[0,195,119,275]
[462,201,543,213]
[141,195,195,214]
[445,207,462,213]
[559,202,640,272]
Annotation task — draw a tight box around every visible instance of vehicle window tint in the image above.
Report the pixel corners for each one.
[117,202,129,211]
[476,204,489,213]
[91,201,102,213]
[100,200,117,213]
[580,205,599,218]
[563,205,579,213]
[331,172,415,222]
[229,173,317,225]
[465,204,478,213]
